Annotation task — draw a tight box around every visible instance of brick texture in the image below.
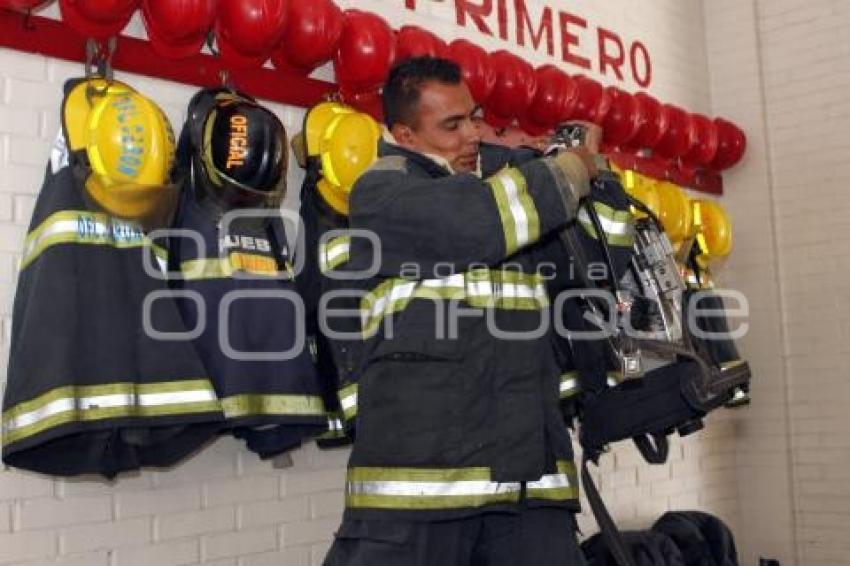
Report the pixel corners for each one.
[704,0,850,564]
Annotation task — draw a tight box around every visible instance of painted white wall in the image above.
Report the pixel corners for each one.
[705,1,850,564]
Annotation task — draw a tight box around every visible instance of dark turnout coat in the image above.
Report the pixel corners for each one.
[322,140,587,521]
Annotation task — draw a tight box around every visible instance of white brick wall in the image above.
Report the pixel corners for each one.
[705,0,850,564]
[0,1,761,565]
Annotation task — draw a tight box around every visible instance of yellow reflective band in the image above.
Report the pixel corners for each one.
[21,210,164,270]
[346,466,522,510]
[219,394,326,419]
[559,371,580,399]
[319,236,351,275]
[526,460,580,501]
[338,383,358,421]
[1,380,220,446]
[720,360,746,371]
[504,168,541,247]
[181,252,285,281]
[361,270,548,338]
[318,412,347,440]
[487,167,538,256]
[577,201,635,247]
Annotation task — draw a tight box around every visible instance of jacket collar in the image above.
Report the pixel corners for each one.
[379,130,483,178]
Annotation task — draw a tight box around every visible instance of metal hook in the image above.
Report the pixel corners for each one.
[22,7,36,31]
[84,37,117,106]
[219,68,234,90]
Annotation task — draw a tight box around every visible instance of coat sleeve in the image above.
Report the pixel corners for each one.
[348,155,583,277]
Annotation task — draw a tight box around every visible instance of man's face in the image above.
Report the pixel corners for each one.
[391,81,483,174]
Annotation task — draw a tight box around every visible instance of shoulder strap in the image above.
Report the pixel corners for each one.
[633,432,670,465]
[581,457,637,566]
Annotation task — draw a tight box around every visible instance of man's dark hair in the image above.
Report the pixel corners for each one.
[382,56,463,129]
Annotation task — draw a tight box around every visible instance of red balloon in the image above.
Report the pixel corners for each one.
[142,0,216,59]
[446,39,495,104]
[711,118,747,170]
[654,104,692,159]
[59,0,139,40]
[334,10,396,93]
[486,50,536,126]
[682,113,719,167]
[215,0,288,69]
[571,76,611,124]
[524,65,577,133]
[272,0,343,75]
[630,92,667,149]
[607,150,638,172]
[395,25,447,61]
[518,115,551,137]
[602,87,642,147]
[1,0,51,11]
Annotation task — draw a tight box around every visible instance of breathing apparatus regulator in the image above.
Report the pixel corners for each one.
[64,76,179,232]
[184,88,289,218]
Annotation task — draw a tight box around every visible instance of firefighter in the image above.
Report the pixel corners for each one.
[322,56,594,565]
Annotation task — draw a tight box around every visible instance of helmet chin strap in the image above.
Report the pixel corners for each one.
[190,157,231,225]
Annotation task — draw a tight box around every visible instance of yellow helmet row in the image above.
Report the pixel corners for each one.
[614,166,733,263]
[64,78,177,227]
[303,101,380,216]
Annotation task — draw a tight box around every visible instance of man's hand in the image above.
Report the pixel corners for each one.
[560,146,599,179]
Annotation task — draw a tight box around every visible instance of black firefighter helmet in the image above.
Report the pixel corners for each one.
[186,88,288,212]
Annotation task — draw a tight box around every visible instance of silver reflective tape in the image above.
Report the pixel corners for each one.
[497,282,539,300]
[4,389,216,433]
[363,281,417,324]
[560,377,579,394]
[500,173,530,247]
[340,393,358,412]
[577,208,632,236]
[467,280,494,297]
[322,240,351,272]
[137,390,217,407]
[421,273,466,289]
[24,217,145,265]
[528,472,572,491]
[5,397,80,433]
[348,480,522,498]
[23,219,79,258]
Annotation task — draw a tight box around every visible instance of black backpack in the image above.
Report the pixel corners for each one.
[582,531,686,566]
[652,512,738,566]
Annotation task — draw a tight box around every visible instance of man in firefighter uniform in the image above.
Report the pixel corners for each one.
[323,57,594,565]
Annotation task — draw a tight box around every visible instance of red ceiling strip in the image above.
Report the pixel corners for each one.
[0,10,336,108]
